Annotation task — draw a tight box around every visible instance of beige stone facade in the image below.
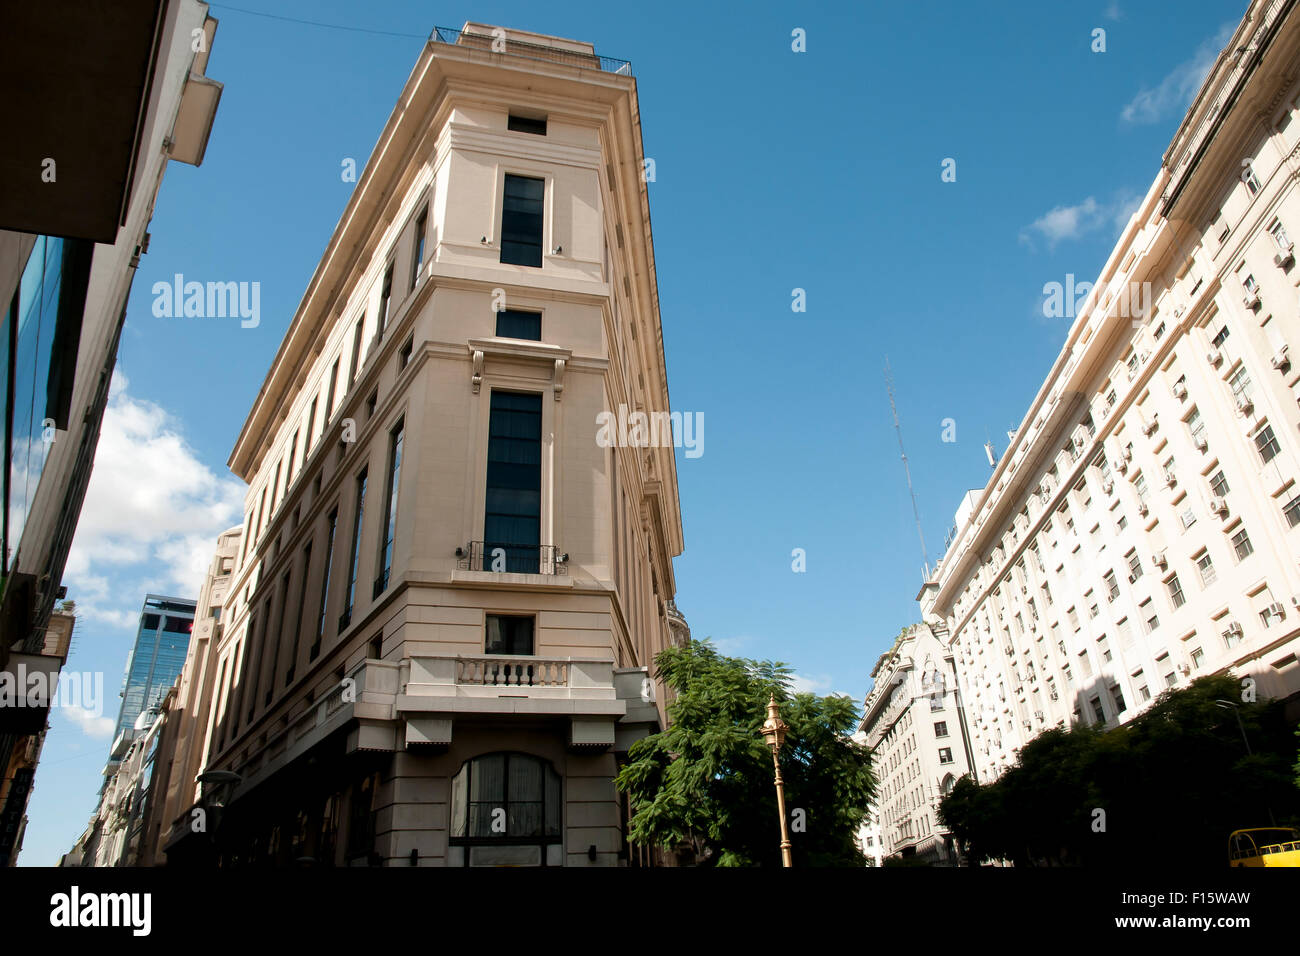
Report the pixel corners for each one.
[924,0,1300,782]
[181,24,685,866]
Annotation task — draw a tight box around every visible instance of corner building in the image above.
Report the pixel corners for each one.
[924,0,1300,782]
[200,25,687,867]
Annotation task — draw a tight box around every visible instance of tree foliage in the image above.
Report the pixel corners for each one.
[939,675,1300,866]
[616,640,875,866]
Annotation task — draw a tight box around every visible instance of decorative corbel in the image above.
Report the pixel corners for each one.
[553,358,566,401]
[471,350,484,394]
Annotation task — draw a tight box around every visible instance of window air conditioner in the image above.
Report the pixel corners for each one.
[1172,381,1188,400]
[1265,602,1285,619]
[1194,435,1208,451]
[1271,346,1290,370]
[1243,290,1261,309]
[1208,496,1228,516]
[1206,348,1223,365]
[1235,394,1253,414]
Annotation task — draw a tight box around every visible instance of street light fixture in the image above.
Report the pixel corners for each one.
[760,694,793,867]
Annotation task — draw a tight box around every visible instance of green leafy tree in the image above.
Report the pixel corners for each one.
[616,640,875,866]
[939,675,1300,867]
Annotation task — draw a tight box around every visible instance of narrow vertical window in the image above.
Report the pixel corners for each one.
[341,469,368,630]
[312,509,338,659]
[265,573,291,705]
[286,542,311,684]
[325,358,340,421]
[500,175,544,267]
[305,397,318,456]
[377,264,394,340]
[350,319,364,387]
[375,420,404,597]
[286,431,299,488]
[484,392,541,572]
[410,206,428,290]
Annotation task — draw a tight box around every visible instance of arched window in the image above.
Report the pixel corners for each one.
[449,752,562,866]
[940,773,956,796]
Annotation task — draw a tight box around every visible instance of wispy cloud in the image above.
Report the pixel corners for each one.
[62,705,115,740]
[1020,191,1142,249]
[1120,22,1235,125]
[1103,1,1123,21]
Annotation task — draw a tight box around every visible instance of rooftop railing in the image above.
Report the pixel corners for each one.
[430,25,632,76]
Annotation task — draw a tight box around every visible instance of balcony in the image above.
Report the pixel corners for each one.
[456,541,567,576]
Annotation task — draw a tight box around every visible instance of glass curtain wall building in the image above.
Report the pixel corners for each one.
[111,595,197,744]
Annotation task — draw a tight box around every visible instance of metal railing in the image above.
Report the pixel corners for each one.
[430,26,632,76]
[456,541,567,575]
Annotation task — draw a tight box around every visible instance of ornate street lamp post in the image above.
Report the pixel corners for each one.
[760,694,793,867]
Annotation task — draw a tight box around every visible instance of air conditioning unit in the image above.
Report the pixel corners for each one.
[1165,472,1177,488]
[1035,710,1045,721]
[1121,445,1134,461]
[1235,394,1253,414]
[1275,243,1295,267]
[1194,435,1208,451]
[1151,552,1168,569]
[1266,602,1285,619]
[1271,346,1290,370]
[1049,690,1059,701]
[1207,347,1223,366]
[1208,496,1228,516]
[1177,662,1192,676]
[1243,290,1261,309]
[1127,572,1138,584]
[1102,478,1114,495]
[1141,415,1159,436]
[1073,429,1088,449]
[1137,502,1149,516]
[1225,621,1244,637]
[1172,380,1188,400]
[1117,458,1129,474]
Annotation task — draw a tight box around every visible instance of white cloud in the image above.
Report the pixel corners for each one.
[62,704,115,740]
[1120,22,1235,125]
[62,371,243,618]
[1020,191,1142,249]
[1103,1,1122,21]
[790,672,832,695]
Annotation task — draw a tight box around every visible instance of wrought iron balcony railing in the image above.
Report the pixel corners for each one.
[456,541,567,576]
[430,25,632,76]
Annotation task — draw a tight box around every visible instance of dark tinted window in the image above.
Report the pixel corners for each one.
[507,114,547,135]
[495,309,541,341]
[500,175,544,268]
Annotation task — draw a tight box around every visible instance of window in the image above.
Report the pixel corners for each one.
[1230,525,1254,561]
[312,510,338,659]
[500,174,545,268]
[375,421,403,597]
[1078,650,1093,678]
[507,114,547,136]
[495,308,542,341]
[1135,474,1150,508]
[1254,424,1281,464]
[485,615,534,655]
[350,320,364,387]
[1127,552,1142,582]
[377,264,394,339]
[1090,696,1105,724]
[1222,624,1242,649]
[399,336,413,369]
[365,389,377,421]
[1243,163,1261,194]
[1141,599,1159,634]
[1196,551,1216,587]
[1105,570,1120,601]
[1212,325,1231,348]
[1229,365,1252,402]
[341,470,367,631]
[934,721,949,738]
[1138,683,1151,702]
[1181,505,1197,530]
[450,753,561,867]
[410,206,428,290]
[305,398,318,457]
[1167,574,1186,609]
[1187,408,1206,444]
[325,359,340,420]
[1098,635,1111,663]
[1110,684,1126,715]
[1118,617,1132,646]
[1284,491,1300,528]
[1209,469,1230,497]
[938,747,953,764]
[1271,220,1291,250]
[1190,647,1205,670]
[484,392,542,572]
[1243,273,1259,293]
[286,542,311,685]
[1162,456,1176,484]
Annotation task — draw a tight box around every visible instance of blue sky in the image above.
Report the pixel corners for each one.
[20,0,1244,864]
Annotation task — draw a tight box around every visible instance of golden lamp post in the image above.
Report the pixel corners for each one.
[760,694,793,867]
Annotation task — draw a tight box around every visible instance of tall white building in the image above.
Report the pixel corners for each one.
[858,622,972,863]
[924,0,1300,782]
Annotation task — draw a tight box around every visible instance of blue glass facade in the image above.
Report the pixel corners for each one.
[112,595,196,742]
[2,236,66,574]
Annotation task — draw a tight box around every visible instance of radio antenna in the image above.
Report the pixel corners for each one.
[884,357,929,580]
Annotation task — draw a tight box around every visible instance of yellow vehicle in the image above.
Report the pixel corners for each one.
[1228,828,1300,867]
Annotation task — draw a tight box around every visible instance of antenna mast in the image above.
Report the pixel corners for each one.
[885,358,929,579]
